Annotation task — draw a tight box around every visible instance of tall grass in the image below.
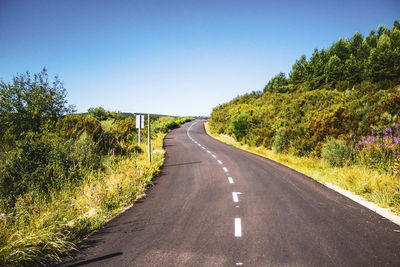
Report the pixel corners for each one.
[205,122,400,215]
[0,133,165,265]
[0,116,191,266]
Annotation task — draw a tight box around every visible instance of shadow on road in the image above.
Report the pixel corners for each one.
[163,161,202,168]
[63,252,123,266]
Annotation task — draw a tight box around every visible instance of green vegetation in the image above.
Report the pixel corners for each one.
[0,69,191,265]
[321,138,351,167]
[209,21,400,213]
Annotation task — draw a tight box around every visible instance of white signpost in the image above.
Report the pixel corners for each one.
[136,115,144,146]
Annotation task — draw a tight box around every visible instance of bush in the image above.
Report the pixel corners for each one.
[272,127,287,153]
[321,138,351,167]
[231,113,249,141]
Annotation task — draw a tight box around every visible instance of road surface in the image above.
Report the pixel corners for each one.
[61,121,400,266]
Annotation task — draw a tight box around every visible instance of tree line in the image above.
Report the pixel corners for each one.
[264,20,400,93]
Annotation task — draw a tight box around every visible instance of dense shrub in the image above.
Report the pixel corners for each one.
[153,117,191,133]
[321,138,351,167]
[231,113,249,141]
[272,127,287,154]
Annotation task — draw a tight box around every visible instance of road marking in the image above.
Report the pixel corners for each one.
[228,177,234,184]
[234,218,242,237]
[202,147,206,150]
[236,263,243,265]
[212,154,216,158]
[232,192,242,202]
[217,160,223,164]
[235,205,240,208]
[198,144,201,147]
[223,167,228,172]
[207,150,211,153]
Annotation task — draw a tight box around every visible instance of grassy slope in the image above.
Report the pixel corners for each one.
[0,133,166,266]
[205,122,400,215]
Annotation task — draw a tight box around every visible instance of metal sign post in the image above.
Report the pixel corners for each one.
[148,114,151,164]
[136,115,144,146]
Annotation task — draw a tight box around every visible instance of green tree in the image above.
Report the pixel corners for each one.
[324,55,344,83]
[367,33,400,84]
[394,19,400,30]
[263,72,289,93]
[289,54,307,84]
[0,68,75,140]
[88,107,109,121]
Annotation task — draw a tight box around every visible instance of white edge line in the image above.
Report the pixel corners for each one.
[235,218,242,237]
[325,182,400,226]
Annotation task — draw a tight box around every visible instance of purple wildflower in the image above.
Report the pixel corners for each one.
[73,159,76,168]
[113,148,115,157]
[350,132,355,138]
[371,128,375,135]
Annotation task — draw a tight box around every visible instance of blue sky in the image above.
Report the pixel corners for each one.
[0,0,399,116]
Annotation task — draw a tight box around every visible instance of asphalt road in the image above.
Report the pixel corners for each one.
[61,121,400,266]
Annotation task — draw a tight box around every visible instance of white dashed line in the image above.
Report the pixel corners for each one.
[212,154,216,158]
[207,150,211,153]
[236,263,243,265]
[202,147,206,150]
[223,167,228,172]
[198,144,201,147]
[234,218,242,237]
[228,177,234,184]
[232,192,242,203]
[217,160,223,165]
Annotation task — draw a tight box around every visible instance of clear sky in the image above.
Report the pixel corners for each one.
[0,0,399,116]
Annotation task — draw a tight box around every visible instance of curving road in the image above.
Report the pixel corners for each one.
[61,121,400,266]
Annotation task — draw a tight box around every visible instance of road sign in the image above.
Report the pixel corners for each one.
[136,115,144,129]
[136,115,144,146]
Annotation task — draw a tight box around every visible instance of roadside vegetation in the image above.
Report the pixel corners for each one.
[209,21,400,214]
[0,69,191,265]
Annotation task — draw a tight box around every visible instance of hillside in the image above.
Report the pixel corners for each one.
[210,20,400,161]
